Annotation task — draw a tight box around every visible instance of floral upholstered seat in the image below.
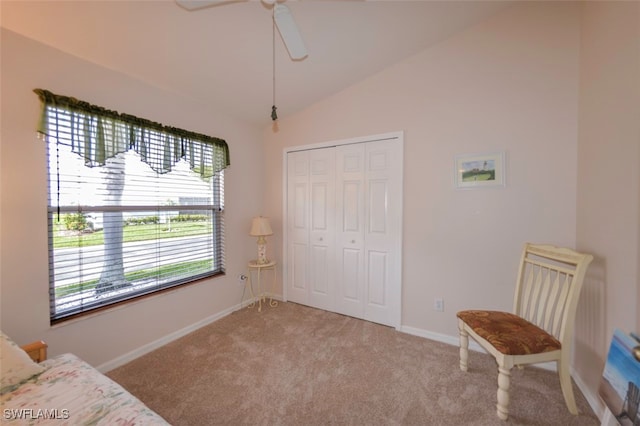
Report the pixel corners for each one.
[456,310,561,356]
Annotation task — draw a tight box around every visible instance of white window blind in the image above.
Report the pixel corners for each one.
[36,91,228,323]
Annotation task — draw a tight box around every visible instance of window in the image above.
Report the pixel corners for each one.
[34,89,230,323]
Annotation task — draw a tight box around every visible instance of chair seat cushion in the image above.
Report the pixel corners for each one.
[457,310,561,355]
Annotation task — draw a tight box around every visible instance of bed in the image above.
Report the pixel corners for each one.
[1,331,169,425]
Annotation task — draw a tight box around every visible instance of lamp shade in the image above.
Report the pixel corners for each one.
[249,217,273,237]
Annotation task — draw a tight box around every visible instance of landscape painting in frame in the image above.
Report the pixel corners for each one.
[599,329,640,426]
[455,151,505,189]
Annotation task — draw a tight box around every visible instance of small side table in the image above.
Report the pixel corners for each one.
[245,260,278,312]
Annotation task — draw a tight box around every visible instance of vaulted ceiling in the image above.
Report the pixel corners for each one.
[1,1,512,126]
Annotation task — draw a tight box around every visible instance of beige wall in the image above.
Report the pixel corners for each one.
[575,0,640,413]
[263,0,640,414]
[0,29,264,367]
[264,2,580,335]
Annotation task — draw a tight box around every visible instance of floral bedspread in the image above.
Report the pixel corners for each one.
[1,353,169,425]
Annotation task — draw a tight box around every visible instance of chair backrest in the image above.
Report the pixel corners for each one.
[513,243,593,347]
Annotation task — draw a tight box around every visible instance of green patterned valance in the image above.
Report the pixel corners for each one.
[34,89,230,178]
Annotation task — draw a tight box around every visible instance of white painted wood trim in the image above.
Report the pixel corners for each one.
[571,367,609,422]
[282,148,290,303]
[400,325,486,353]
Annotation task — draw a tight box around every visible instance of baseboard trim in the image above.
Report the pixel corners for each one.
[571,368,608,421]
[400,325,486,353]
[97,295,287,373]
[96,303,242,373]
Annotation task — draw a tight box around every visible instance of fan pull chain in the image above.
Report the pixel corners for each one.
[271,11,278,121]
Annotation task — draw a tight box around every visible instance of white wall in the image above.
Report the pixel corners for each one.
[263,2,581,339]
[575,1,640,415]
[0,29,264,367]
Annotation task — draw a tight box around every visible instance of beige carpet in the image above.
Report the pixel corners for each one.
[107,302,598,425]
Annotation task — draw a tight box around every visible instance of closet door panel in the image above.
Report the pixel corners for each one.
[335,144,365,318]
[310,245,329,295]
[291,243,308,291]
[287,151,310,304]
[341,248,361,300]
[363,140,402,327]
[367,250,387,306]
[342,182,361,232]
[307,149,335,310]
[293,183,307,229]
[368,180,388,234]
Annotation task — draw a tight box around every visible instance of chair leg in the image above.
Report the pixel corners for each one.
[497,365,511,420]
[558,358,579,415]
[459,324,469,372]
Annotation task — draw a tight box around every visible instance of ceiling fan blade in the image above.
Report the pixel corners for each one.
[274,4,308,60]
[176,0,247,11]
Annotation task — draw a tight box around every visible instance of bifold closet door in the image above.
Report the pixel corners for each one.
[286,148,335,311]
[335,140,402,327]
[286,137,402,328]
[334,143,365,319]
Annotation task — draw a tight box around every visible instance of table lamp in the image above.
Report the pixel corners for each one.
[250,216,273,265]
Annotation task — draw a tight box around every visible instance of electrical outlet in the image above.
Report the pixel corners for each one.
[237,274,247,283]
[434,298,444,312]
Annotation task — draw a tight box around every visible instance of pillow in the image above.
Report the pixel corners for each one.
[1,331,46,394]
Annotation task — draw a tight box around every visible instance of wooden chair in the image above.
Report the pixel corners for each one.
[457,243,593,420]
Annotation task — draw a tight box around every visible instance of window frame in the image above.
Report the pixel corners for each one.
[35,90,229,324]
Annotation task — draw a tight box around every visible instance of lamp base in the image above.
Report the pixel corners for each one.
[257,238,268,265]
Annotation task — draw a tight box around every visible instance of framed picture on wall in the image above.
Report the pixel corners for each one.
[454,151,506,189]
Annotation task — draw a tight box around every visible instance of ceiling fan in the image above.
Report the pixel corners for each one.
[176,0,308,61]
